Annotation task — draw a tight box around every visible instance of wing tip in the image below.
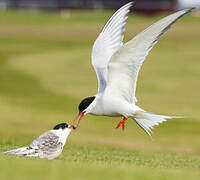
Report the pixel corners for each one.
[122,1,135,10]
[179,7,195,16]
[125,1,135,6]
[186,7,196,12]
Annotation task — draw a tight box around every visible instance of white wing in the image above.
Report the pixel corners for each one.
[105,9,193,103]
[92,2,134,94]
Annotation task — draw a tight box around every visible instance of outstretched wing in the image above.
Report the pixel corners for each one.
[105,9,193,103]
[92,2,134,94]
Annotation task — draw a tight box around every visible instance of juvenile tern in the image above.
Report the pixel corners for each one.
[4,123,76,159]
[73,2,193,136]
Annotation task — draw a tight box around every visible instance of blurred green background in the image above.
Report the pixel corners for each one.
[0,10,199,180]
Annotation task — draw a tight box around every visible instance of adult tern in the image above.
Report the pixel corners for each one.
[73,2,193,136]
[4,123,76,159]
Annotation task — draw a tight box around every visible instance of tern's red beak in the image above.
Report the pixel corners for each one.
[73,112,81,124]
[73,111,86,127]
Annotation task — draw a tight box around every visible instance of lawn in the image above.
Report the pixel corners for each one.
[0,9,200,180]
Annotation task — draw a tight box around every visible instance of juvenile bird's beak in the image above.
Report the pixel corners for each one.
[69,125,76,130]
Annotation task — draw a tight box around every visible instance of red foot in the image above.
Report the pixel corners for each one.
[116,117,128,131]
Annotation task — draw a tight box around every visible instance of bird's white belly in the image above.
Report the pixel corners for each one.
[38,147,63,160]
[89,96,138,117]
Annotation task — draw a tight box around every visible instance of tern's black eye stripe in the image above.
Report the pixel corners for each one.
[78,96,95,113]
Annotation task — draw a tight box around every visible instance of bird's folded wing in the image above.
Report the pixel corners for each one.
[105,9,193,103]
[92,2,133,94]
[30,131,60,151]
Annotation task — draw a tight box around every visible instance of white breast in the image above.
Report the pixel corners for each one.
[55,129,71,146]
[87,94,140,117]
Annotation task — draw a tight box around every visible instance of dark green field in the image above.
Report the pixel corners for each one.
[0,10,199,179]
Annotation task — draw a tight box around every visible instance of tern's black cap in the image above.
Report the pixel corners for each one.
[53,123,68,130]
[78,96,95,113]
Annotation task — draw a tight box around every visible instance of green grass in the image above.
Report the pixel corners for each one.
[0,9,200,180]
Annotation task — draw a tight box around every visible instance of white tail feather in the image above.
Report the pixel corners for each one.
[132,111,183,136]
[4,147,37,157]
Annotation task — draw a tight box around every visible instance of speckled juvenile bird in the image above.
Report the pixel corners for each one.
[4,123,76,160]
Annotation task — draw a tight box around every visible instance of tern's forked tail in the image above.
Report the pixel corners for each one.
[131,111,183,136]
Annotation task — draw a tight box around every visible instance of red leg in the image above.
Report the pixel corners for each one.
[116,116,128,131]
